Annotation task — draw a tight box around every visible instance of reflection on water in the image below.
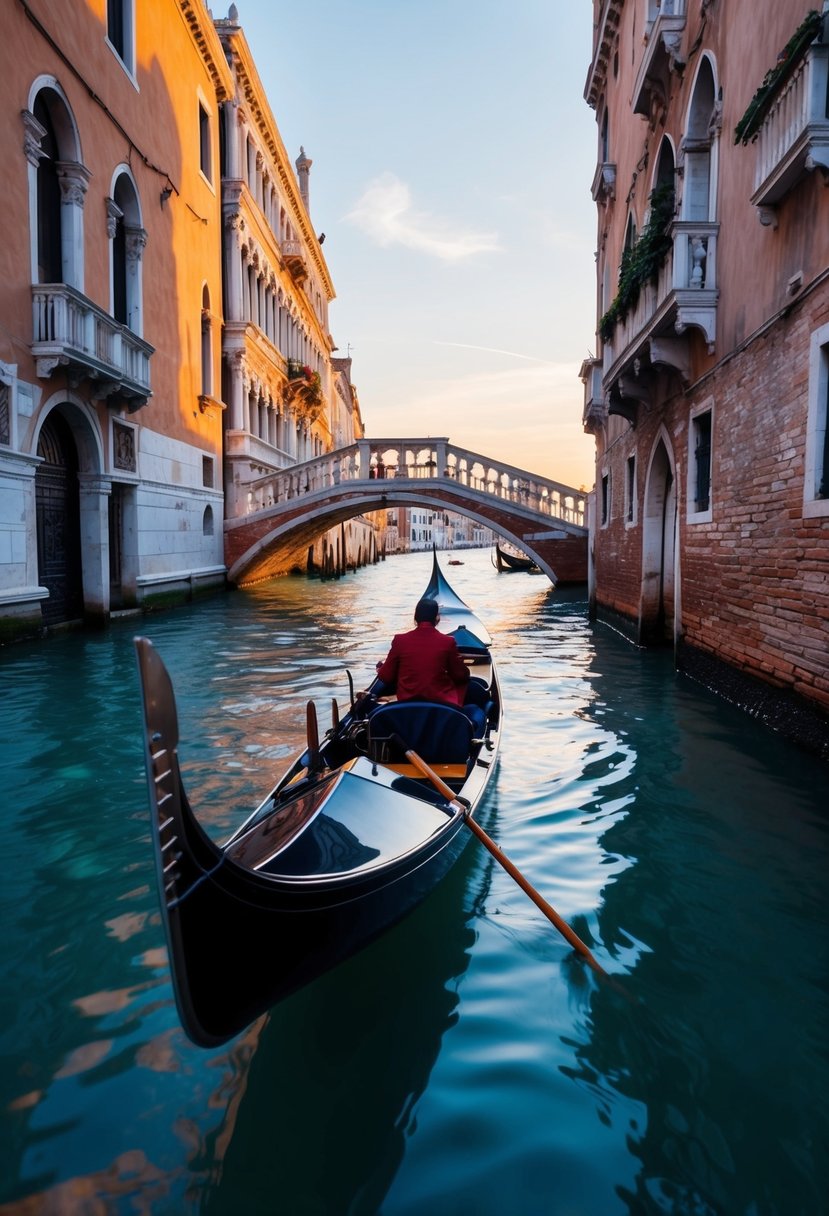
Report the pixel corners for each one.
[0,551,827,1215]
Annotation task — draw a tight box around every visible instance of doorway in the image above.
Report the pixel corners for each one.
[35,411,84,625]
[640,438,676,644]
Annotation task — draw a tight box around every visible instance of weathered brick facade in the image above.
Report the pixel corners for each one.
[583,1,829,757]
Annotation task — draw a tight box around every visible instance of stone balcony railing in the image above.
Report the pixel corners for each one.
[32,284,153,408]
[751,40,829,222]
[282,239,308,283]
[602,218,719,382]
[241,439,587,528]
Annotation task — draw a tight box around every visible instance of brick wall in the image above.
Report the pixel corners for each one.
[593,282,829,737]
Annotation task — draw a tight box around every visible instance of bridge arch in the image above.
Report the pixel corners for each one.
[223,439,589,587]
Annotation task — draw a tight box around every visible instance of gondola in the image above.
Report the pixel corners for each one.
[135,552,502,1047]
[493,542,539,573]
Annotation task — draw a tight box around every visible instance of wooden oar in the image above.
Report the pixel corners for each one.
[392,734,611,981]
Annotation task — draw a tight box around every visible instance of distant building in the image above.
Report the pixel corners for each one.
[582,1,829,754]
[1,0,231,639]
[390,507,492,553]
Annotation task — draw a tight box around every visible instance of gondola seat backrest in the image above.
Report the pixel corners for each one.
[367,701,473,764]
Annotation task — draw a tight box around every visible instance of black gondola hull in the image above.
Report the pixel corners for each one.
[163,801,471,1046]
[136,552,501,1046]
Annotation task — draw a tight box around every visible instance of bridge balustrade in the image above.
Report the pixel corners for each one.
[243,438,586,528]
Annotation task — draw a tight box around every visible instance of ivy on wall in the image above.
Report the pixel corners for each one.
[734,9,823,145]
[599,182,675,343]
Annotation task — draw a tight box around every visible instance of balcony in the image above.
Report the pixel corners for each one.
[282,239,308,283]
[750,41,829,223]
[600,220,718,418]
[591,162,617,203]
[632,0,687,118]
[580,358,606,434]
[32,284,153,409]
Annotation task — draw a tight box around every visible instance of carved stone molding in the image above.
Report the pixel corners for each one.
[113,420,137,472]
[125,227,148,263]
[106,197,124,239]
[56,161,92,208]
[21,109,47,166]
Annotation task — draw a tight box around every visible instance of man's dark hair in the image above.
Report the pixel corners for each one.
[414,598,439,624]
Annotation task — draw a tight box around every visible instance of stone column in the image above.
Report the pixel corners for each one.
[77,474,112,623]
[56,161,92,293]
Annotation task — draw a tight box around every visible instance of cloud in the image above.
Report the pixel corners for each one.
[345,172,501,262]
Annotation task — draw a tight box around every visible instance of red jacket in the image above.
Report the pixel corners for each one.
[377,622,470,706]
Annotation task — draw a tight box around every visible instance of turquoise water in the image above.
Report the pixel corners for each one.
[0,550,827,1215]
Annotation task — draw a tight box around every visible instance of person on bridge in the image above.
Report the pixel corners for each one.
[375,598,470,708]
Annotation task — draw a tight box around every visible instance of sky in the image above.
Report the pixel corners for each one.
[232,1,599,490]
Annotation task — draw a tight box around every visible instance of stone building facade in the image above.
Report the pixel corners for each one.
[0,1,377,641]
[582,1,829,755]
[0,0,232,639]
[213,11,378,578]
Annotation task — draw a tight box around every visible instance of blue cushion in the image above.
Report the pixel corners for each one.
[368,701,473,763]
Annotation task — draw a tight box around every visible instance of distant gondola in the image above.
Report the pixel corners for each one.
[135,551,502,1047]
[494,542,539,573]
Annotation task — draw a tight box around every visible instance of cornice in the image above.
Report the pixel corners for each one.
[178,0,234,101]
[584,0,624,109]
[215,23,335,300]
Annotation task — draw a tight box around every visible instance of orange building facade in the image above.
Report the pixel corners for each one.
[582,1,829,755]
[1,0,234,638]
[0,0,379,640]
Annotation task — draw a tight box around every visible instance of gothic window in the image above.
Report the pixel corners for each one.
[655,136,676,193]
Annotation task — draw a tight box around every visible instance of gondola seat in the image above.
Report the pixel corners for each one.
[367,701,474,764]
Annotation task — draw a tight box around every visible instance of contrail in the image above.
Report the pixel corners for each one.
[433,341,552,364]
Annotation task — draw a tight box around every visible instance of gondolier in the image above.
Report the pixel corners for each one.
[375,598,470,707]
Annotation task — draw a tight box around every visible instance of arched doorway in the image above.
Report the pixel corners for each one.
[640,438,676,645]
[36,411,84,625]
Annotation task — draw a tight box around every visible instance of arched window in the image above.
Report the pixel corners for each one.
[655,136,676,192]
[202,505,214,537]
[201,285,212,397]
[109,170,146,333]
[26,84,87,289]
[683,56,718,222]
[33,94,61,283]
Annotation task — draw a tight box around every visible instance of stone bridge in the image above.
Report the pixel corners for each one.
[224,438,589,586]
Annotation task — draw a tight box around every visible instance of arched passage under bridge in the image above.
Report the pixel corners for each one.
[224,439,588,586]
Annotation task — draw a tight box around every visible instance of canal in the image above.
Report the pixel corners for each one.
[0,549,827,1215]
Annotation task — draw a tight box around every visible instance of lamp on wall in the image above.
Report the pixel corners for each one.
[160,185,173,206]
